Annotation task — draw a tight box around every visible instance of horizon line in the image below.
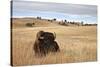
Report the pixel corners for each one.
[12,16,97,24]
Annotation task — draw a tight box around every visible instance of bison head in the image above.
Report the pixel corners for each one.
[36,30,56,41]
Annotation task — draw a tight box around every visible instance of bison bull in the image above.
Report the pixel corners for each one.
[33,31,60,56]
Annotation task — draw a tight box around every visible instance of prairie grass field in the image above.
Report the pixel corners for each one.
[12,18,97,66]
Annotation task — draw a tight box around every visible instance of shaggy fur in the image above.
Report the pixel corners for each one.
[33,31,60,56]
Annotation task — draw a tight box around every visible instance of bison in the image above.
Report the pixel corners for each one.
[33,31,60,56]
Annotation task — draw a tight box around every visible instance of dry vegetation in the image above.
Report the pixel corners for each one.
[12,18,97,66]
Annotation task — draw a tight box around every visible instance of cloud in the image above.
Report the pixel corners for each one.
[12,1,97,23]
[12,1,97,17]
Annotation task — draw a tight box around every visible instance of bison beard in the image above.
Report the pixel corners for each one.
[33,31,60,56]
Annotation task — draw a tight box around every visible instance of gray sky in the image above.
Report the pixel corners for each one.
[13,1,97,16]
[12,1,97,23]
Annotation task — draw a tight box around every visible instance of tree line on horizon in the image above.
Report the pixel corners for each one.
[36,16,97,26]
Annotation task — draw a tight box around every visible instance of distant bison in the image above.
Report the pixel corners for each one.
[33,31,60,56]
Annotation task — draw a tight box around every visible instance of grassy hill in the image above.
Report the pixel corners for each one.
[11,18,97,66]
[12,18,60,28]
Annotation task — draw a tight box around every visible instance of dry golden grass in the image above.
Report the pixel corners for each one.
[12,18,60,28]
[12,19,97,66]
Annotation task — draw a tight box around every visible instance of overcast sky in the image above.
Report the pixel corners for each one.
[12,1,97,23]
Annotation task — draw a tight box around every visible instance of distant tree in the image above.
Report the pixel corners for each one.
[37,16,41,20]
[67,21,69,23]
[48,19,53,22]
[37,17,39,19]
[93,24,97,26]
[53,18,56,21]
[32,22,35,25]
[69,21,72,24]
[64,20,67,22]
[62,22,65,25]
[48,19,50,21]
[84,23,89,26]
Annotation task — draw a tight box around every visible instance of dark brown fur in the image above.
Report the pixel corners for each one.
[33,31,60,56]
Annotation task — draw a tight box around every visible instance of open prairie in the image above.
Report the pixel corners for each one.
[12,18,97,66]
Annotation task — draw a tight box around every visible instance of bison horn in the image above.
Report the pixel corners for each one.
[37,31,44,39]
[54,32,56,39]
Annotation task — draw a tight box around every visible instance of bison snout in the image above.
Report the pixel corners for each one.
[39,37,44,39]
